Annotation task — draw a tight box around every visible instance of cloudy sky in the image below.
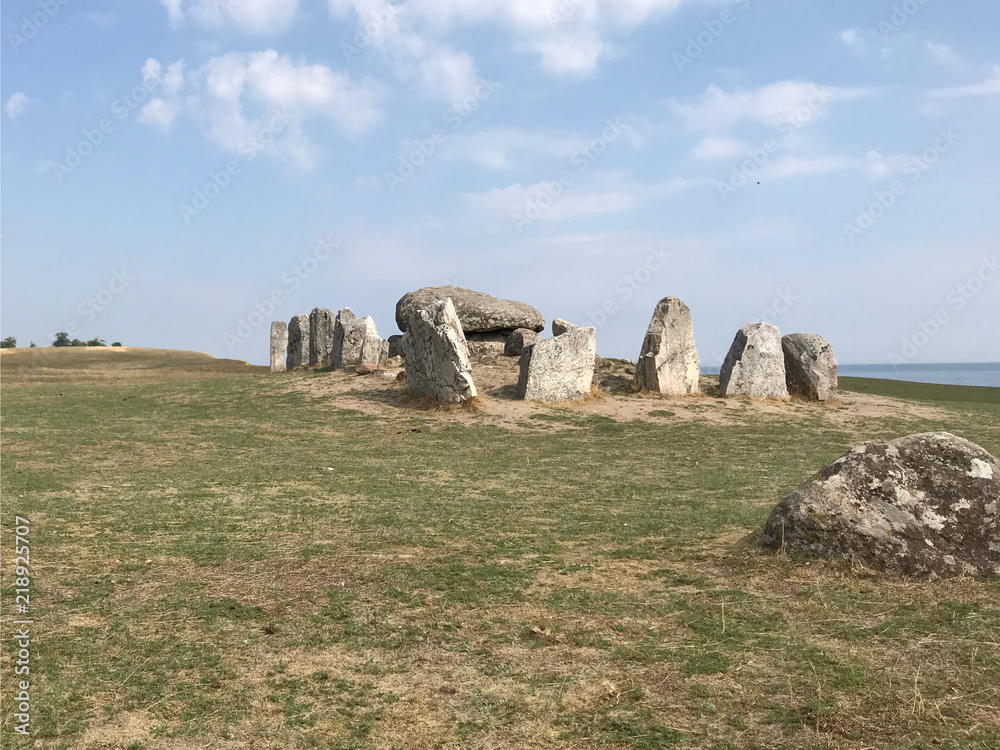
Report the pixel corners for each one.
[2,0,998,365]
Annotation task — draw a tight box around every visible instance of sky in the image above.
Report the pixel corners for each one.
[2,0,999,366]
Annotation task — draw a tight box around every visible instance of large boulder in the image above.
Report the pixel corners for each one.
[634,297,700,396]
[331,308,379,369]
[270,321,287,373]
[762,433,1000,578]
[719,323,788,398]
[504,328,542,357]
[286,314,310,369]
[401,298,477,403]
[309,308,335,366]
[517,327,597,403]
[783,333,838,401]
[395,286,544,334]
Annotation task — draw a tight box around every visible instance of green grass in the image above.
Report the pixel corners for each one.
[2,351,998,749]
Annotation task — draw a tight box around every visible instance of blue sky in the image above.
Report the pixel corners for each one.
[2,0,998,366]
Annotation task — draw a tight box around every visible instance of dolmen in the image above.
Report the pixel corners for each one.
[783,333,838,401]
[634,296,700,396]
[719,322,788,399]
[396,286,544,356]
[763,432,1000,578]
[517,325,597,403]
[286,314,310,369]
[270,321,287,373]
[401,298,477,403]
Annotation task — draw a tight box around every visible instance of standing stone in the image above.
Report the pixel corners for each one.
[286,314,310,369]
[504,328,542,357]
[783,333,838,401]
[331,308,379,369]
[762,432,1000,579]
[387,335,404,359]
[552,319,577,336]
[358,333,389,367]
[270,321,287,373]
[634,297,700,396]
[401,298,477,403]
[719,323,788,398]
[309,308,335,366]
[517,327,597,403]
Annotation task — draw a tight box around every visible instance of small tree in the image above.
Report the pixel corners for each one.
[86,337,107,347]
[111,342,122,347]
[52,332,71,347]
[70,338,86,347]
[29,341,37,348]
[0,336,16,348]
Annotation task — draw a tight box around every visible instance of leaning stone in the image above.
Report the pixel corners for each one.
[517,327,597,403]
[396,286,544,333]
[401,298,477,403]
[633,297,700,396]
[270,321,287,373]
[762,432,1000,578]
[309,308,335,366]
[504,328,542,357]
[286,314,310,369]
[719,323,788,398]
[783,333,838,401]
[552,318,577,336]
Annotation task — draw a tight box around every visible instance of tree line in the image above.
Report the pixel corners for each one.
[0,334,122,349]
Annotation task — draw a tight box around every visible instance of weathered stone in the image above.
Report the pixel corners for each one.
[762,432,1000,578]
[286,314,310,369]
[401,298,477,403]
[358,333,389,367]
[465,331,508,357]
[330,308,357,368]
[331,308,379,369]
[387,334,404,359]
[396,286,544,333]
[719,323,788,398]
[517,327,597,403]
[552,318,577,336]
[309,308,335,366]
[356,363,378,375]
[386,356,403,368]
[504,328,542,357]
[479,354,499,365]
[270,321,287,373]
[783,333,838,401]
[634,297,700,396]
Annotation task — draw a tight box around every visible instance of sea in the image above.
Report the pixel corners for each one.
[700,362,1000,388]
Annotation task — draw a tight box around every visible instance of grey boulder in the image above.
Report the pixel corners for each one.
[762,432,1000,578]
[387,334,404,359]
[634,297,700,396]
[286,314,310,369]
[270,321,287,373]
[358,333,390,367]
[719,323,788,399]
[552,318,577,336]
[309,308,335,366]
[401,298,478,403]
[783,333,838,401]
[504,328,542,357]
[395,286,544,333]
[331,308,379,369]
[517,327,597,403]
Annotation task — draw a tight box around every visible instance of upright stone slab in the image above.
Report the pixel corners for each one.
[270,321,287,373]
[286,314,310,369]
[331,308,358,368]
[358,333,389,366]
[782,333,838,401]
[633,297,700,396]
[517,327,597,403]
[719,323,788,398]
[340,316,378,368]
[309,308,335,366]
[504,328,542,357]
[401,298,477,403]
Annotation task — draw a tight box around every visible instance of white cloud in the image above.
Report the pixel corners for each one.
[839,28,863,53]
[138,51,383,168]
[158,0,184,26]
[86,11,117,26]
[758,155,853,180]
[161,0,299,34]
[929,65,1000,98]
[448,128,589,169]
[669,81,870,133]
[924,41,964,69]
[529,31,607,76]
[5,92,31,119]
[692,136,745,160]
[415,47,480,103]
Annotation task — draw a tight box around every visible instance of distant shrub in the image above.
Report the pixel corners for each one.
[0,336,16,349]
[86,337,107,347]
[52,332,71,347]
[29,341,37,348]
[112,342,122,347]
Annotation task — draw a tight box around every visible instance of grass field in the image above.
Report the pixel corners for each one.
[2,347,999,749]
